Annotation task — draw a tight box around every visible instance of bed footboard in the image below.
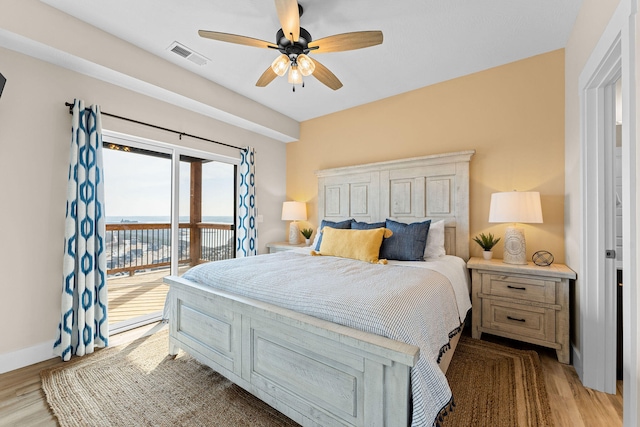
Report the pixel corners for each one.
[164,275,419,427]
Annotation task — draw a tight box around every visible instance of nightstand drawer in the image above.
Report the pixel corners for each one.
[482,274,556,304]
[482,299,556,343]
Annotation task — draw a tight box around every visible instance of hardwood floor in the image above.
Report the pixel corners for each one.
[482,334,623,427]
[0,324,623,427]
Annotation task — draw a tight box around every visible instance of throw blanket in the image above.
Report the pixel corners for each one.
[183,252,468,427]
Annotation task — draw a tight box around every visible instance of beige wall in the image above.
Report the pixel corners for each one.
[564,0,620,362]
[287,50,566,262]
[0,5,288,361]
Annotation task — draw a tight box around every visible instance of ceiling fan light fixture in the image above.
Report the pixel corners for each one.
[271,54,290,76]
[297,54,315,76]
[288,64,303,85]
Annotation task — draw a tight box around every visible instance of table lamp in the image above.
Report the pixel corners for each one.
[488,191,543,265]
[281,201,307,244]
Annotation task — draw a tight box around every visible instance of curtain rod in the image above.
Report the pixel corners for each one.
[64,102,246,152]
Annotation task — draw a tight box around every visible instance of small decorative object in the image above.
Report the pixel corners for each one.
[473,232,501,260]
[301,228,313,246]
[532,250,554,266]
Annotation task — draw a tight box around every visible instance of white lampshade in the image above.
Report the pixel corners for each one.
[281,201,307,221]
[271,54,290,77]
[488,191,543,265]
[489,191,543,224]
[297,54,315,76]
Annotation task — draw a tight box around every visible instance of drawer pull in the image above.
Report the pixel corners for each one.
[507,285,527,291]
[507,316,526,323]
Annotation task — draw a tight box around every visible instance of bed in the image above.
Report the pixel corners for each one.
[164,150,475,427]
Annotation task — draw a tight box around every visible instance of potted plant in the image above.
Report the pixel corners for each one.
[301,228,314,246]
[473,232,501,260]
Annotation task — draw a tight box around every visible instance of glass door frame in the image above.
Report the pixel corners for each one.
[103,129,240,333]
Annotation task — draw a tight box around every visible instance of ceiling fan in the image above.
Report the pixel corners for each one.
[198,0,383,91]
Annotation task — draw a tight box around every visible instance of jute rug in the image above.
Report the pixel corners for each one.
[41,330,552,426]
[443,336,553,426]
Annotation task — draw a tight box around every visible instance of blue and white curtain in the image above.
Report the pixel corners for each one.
[237,147,257,257]
[54,99,108,361]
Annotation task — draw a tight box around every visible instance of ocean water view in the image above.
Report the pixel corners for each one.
[106,215,234,224]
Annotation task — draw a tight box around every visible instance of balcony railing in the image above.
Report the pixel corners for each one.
[105,222,235,276]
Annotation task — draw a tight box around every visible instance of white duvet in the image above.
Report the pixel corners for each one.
[182,251,471,427]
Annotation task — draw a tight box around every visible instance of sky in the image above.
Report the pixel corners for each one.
[102,148,234,218]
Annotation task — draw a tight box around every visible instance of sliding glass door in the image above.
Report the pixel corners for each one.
[102,131,238,334]
[179,156,236,276]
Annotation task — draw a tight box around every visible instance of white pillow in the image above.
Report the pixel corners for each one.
[311,229,321,248]
[424,220,446,258]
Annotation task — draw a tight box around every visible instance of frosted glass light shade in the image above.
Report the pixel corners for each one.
[281,201,307,221]
[287,64,303,84]
[488,191,543,224]
[271,54,290,76]
[297,54,315,76]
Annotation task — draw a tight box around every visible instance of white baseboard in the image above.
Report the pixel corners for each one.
[572,343,583,381]
[0,340,56,374]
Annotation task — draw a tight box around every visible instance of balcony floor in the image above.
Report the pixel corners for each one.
[107,266,191,325]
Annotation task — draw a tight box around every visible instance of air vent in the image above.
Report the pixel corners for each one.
[171,44,191,58]
[167,42,209,66]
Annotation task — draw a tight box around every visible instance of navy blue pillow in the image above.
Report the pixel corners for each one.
[352,220,385,230]
[380,219,431,261]
[315,219,354,250]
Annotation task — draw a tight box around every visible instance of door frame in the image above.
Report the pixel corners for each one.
[102,130,239,332]
[579,35,620,394]
[578,0,638,425]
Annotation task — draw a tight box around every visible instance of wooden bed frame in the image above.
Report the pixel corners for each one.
[164,150,474,427]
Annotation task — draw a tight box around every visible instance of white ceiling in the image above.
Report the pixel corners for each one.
[41,0,582,122]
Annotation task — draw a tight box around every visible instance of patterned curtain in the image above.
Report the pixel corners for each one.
[237,147,258,257]
[54,99,108,361]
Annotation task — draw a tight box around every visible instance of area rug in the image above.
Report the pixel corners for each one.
[41,330,298,427]
[41,330,552,426]
[443,336,554,426]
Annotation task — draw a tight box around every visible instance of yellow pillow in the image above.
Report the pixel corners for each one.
[313,227,392,264]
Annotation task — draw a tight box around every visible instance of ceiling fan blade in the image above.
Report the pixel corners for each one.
[256,66,278,87]
[311,59,343,90]
[308,31,383,53]
[198,30,276,49]
[274,0,300,42]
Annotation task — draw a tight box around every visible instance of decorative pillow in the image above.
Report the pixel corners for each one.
[314,227,392,264]
[424,220,446,258]
[314,219,353,250]
[380,219,431,261]
[352,220,385,230]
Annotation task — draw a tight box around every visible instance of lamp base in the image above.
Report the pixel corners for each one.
[288,221,301,245]
[503,226,527,265]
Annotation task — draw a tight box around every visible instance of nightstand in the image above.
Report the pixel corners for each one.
[266,241,307,253]
[467,257,576,364]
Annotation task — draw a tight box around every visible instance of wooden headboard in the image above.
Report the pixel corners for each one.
[315,150,475,260]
